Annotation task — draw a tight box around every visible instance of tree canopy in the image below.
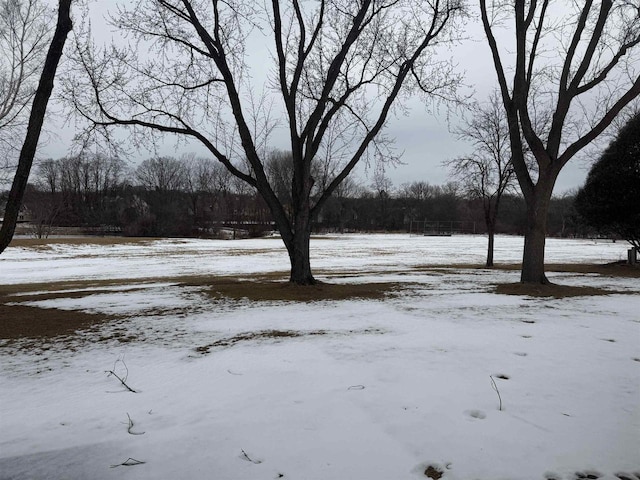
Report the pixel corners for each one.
[68,0,466,284]
[575,113,640,249]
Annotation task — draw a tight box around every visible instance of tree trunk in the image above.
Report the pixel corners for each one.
[484,200,496,268]
[486,225,495,267]
[287,207,316,285]
[0,0,72,254]
[520,188,552,284]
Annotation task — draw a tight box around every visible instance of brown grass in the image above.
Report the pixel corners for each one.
[0,303,116,340]
[191,278,403,302]
[8,236,160,248]
[194,327,383,355]
[195,329,327,354]
[412,262,640,278]
[493,282,622,298]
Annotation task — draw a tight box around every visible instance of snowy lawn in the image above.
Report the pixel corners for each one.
[0,234,638,480]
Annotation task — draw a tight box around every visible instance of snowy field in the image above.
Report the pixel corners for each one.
[0,234,638,480]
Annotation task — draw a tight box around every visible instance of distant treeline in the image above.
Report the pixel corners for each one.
[3,153,591,239]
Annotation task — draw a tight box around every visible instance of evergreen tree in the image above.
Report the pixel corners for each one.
[575,114,640,249]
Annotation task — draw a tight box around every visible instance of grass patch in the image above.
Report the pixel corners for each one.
[194,327,383,355]
[193,278,403,302]
[0,303,116,341]
[494,283,620,298]
[0,279,155,301]
[195,329,327,354]
[545,262,640,278]
[8,236,160,248]
[412,262,640,278]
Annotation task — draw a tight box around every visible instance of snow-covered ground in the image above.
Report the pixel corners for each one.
[0,234,638,480]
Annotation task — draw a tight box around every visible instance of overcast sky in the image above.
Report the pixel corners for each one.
[39,1,596,195]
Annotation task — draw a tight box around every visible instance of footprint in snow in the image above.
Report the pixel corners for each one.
[615,473,640,480]
[543,472,562,480]
[574,471,602,479]
[464,409,486,420]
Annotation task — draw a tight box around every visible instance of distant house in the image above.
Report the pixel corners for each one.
[0,201,30,224]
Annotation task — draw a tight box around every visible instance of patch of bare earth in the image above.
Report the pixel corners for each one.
[412,262,640,278]
[8,236,160,248]
[0,304,117,342]
[194,329,326,355]
[186,277,403,302]
[0,280,133,346]
[493,283,622,298]
[194,328,383,355]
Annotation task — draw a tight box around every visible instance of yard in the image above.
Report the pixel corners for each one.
[0,234,638,480]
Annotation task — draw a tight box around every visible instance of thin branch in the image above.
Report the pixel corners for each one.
[105,359,137,393]
[490,375,503,411]
[126,413,146,435]
[110,457,146,468]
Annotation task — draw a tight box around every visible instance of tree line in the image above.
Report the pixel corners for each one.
[9,151,590,243]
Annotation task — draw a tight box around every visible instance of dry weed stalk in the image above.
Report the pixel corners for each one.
[490,375,503,411]
[105,358,137,393]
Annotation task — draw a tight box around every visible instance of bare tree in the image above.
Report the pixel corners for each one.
[36,158,59,194]
[446,91,517,267]
[0,0,72,254]
[136,156,186,193]
[0,0,52,163]
[480,0,640,284]
[68,0,465,284]
[398,181,440,202]
[265,149,294,219]
[181,152,231,223]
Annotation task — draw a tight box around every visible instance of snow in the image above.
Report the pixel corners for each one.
[0,234,638,480]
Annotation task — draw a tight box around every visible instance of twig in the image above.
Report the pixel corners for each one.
[110,457,146,468]
[240,449,262,464]
[105,359,137,393]
[490,375,503,411]
[126,413,145,435]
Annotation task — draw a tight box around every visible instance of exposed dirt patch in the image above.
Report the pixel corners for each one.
[195,329,327,354]
[194,328,383,355]
[0,303,117,341]
[9,236,160,248]
[412,262,640,278]
[424,465,444,479]
[192,278,404,302]
[0,279,150,299]
[494,282,622,298]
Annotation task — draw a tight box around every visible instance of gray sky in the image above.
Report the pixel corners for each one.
[38,1,597,195]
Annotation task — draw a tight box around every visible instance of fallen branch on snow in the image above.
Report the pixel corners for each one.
[110,457,146,468]
[490,375,503,411]
[105,358,137,393]
[240,449,262,464]
[126,413,145,435]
